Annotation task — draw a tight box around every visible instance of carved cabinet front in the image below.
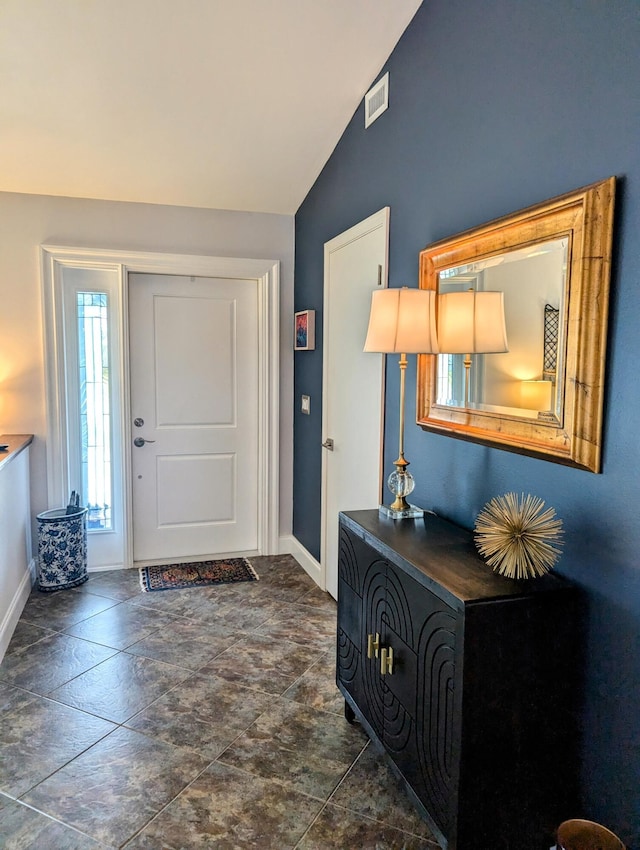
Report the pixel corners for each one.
[336,510,580,850]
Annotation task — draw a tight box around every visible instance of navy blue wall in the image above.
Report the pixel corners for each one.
[294,0,640,844]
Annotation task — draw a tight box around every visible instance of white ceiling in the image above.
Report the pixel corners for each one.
[0,0,422,215]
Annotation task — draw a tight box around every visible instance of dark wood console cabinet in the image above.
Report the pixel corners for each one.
[336,510,581,850]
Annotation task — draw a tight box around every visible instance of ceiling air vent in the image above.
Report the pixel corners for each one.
[364,72,389,128]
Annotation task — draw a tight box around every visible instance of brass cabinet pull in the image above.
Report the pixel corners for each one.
[380,646,394,676]
[367,633,380,659]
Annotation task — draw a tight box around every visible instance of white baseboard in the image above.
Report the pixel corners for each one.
[0,558,36,664]
[279,535,323,589]
[28,556,37,585]
[88,563,128,573]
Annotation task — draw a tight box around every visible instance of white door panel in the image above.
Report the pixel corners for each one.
[153,295,235,425]
[321,209,388,598]
[129,273,259,563]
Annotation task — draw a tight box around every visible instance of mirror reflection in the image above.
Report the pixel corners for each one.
[436,237,568,423]
[417,177,614,472]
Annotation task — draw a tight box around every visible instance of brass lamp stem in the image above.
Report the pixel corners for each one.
[390,353,411,512]
[463,353,471,406]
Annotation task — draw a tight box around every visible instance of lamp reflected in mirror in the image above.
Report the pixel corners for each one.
[437,289,509,406]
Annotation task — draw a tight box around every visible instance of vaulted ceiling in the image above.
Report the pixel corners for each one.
[0,0,423,214]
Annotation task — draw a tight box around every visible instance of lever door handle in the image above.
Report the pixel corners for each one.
[133,437,156,447]
[322,438,334,450]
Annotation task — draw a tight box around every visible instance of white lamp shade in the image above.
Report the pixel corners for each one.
[363,288,439,354]
[437,290,508,354]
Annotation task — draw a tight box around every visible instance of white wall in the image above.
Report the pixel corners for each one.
[0,191,294,547]
[0,443,33,661]
[481,250,565,408]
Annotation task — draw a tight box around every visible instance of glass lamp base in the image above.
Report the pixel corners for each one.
[379,503,424,520]
[381,467,423,519]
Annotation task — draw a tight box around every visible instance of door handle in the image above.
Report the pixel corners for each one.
[367,633,380,659]
[322,438,334,450]
[380,646,394,676]
[133,437,156,447]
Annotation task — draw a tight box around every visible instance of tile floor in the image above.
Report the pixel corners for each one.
[0,556,439,849]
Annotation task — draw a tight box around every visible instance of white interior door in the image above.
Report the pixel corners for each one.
[129,273,259,564]
[321,208,389,598]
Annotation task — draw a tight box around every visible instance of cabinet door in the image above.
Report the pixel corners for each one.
[360,557,388,740]
[337,521,460,844]
[414,588,458,838]
[337,523,385,735]
[384,563,459,841]
[359,563,413,761]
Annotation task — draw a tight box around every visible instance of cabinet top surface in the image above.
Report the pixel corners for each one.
[0,434,33,474]
[341,509,570,606]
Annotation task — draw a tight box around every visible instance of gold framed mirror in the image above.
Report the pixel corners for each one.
[417,177,615,472]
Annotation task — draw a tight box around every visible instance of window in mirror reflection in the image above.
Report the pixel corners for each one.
[436,237,568,421]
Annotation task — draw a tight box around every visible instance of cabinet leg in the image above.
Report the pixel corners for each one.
[344,700,356,724]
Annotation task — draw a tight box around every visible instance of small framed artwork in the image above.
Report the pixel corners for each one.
[295,309,315,351]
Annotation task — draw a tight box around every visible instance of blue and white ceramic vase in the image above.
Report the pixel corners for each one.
[37,507,89,592]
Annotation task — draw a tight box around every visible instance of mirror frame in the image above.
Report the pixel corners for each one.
[417,177,615,472]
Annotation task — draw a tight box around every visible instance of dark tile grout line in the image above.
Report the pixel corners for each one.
[321,745,440,844]
[289,738,439,850]
[3,596,340,841]
[290,739,371,849]
[4,598,335,702]
[118,714,358,850]
[3,562,431,848]
[2,701,118,816]
[0,791,116,849]
[116,646,346,846]
[4,683,328,848]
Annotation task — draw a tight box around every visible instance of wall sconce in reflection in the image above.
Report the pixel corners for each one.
[520,379,553,411]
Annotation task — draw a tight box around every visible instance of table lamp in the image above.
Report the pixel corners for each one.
[364,287,439,519]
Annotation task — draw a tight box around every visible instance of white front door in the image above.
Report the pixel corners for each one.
[321,208,389,598]
[129,273,259,564]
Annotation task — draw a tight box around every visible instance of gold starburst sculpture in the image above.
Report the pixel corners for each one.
[474,492,563,579]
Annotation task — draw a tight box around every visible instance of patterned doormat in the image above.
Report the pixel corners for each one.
[139,558,259,592]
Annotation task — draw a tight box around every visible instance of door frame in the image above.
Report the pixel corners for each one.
[320,208,388,592]
[41,245,280,569]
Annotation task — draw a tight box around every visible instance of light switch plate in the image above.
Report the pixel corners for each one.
[301,395,310,414]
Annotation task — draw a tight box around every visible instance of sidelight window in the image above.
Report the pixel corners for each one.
[42,256,125,569]
[77,292,112,531]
